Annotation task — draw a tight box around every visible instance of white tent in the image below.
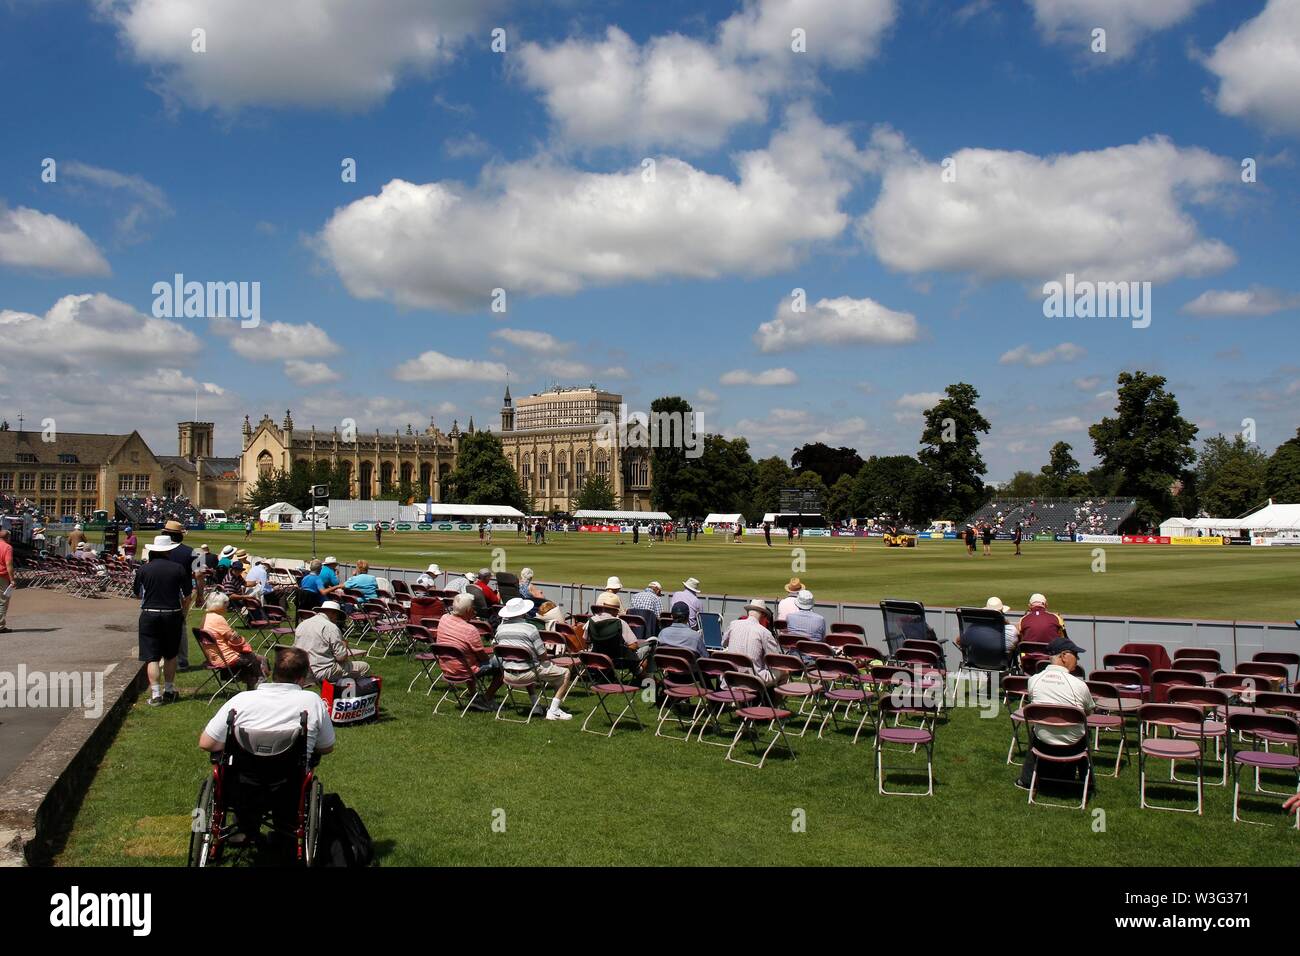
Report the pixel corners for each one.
[703,513,742,527]
[259,502,302,523]
[398,503,525,521]
[573,509,671,522]
[1238,502,1300,531]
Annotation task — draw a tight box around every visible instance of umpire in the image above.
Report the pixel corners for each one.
[133,534,193,706]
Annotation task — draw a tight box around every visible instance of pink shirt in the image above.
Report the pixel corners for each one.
[437,614,491,680]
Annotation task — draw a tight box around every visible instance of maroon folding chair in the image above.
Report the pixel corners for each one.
[768,652,819,737]
[1173,647,1221,666]
[1137,703,1206,815]
[794,640,835,661]
[842,644,889,673]
[1226,712,1300,827]
[808,657,875,743]
[1022,703,1093,810]
[723,671,797,768]
[429,642,494,717]
[1177,657,1222,680]
[1150,667,1206,703]
[262,605,296,647]
[577,650,644,737]
[874,692,937,796]
[1004,674,1030,766]
[1085,680,1130,778]
[191,627,247,705]
[1102,653,1152,691]
[695,657,753,746]
[407,595,443,627]
[828,621,866,638]
[1214,672,1266,702]
[493,645,548,724]
[405,624,439,693]
[1017,639,1051,675]
[1169,685,1230,786]
[1236,661,1289,692]
[1254,651,1300,689]
[1089,669,1147,709]
[826,633,865,650]
[652,647,708,741]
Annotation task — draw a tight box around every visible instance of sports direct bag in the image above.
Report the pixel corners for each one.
[320,675,383,724]
[316,793,374,867]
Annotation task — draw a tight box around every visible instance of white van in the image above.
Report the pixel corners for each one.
[201,509,228,523]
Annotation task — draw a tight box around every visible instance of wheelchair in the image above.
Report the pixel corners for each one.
[188,709,323,867]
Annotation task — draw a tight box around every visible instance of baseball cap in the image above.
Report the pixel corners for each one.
[1047,636,1084,657]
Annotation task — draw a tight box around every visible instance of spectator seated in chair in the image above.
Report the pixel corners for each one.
[437,592,504,711]
[494,597,574,720]
[956,597,1017,657]
[414,563,442,590]
[1017,593,1064,645]
[587,591,647,677]
[343,560,380,602]
[656,601,706,659]
[292,600,371,685]
[784,589,827,642]
[1016,636,1095,790]
[722,599,784,687]
[201,591,266,689]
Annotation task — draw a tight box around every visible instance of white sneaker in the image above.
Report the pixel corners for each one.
[546,707,573,720]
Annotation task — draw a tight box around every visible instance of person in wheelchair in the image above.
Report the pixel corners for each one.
[198,647,334,850]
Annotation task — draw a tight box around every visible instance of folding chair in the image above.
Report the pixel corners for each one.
[1150,668,1206,702]
[1017,639,1052,676]
[1236,661,1290,692]
[652,647,708,741]
[723,672,797,768]
[874,693,936,796]
[1226,712,1300,827]
[1089,669,1148,709]
[262,605,296,648]
[1174,647,1221,666]
[794,640,834,662]
[841,644,889,673]
[1168,686,1230,786]
[1254,651,1300,690]
[1004,674,1030,766]
[1102,653,1152,693]
[768,652,819,737]
[826,633,865,651]
[696,657,752,746]
[243,605,279,653]
[494,645,548,724]
[1022,704,1093,810]
[879,599,929,658]
[1137,703,1206,814]
[809,657,875,743]
[405,624,440,693]
[828,621,866,639]
[429,643,492,717]
[191,628,246,705]
[577,650,644,737]
[1086,680,1131,778]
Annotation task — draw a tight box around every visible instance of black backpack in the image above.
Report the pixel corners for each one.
[316,793,374,867]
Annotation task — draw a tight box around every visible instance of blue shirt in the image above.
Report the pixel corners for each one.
[656,623,706,658]
[301,573,324,594]
[319,565,339,588]
[344,573,378,601]
[785,609,827,642]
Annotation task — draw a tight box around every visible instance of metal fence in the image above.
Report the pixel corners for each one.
[334,562,1298,672]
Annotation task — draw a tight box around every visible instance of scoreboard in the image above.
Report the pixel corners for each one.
[779,488,824,514]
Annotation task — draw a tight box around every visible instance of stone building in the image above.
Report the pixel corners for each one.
[495,385,653,513]
[237,411,460,503]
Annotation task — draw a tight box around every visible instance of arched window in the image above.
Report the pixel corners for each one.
[163,478,181,498]
[359,461,374,500]
[256,451,273,478]
[522,453,531,479]
[575,450,586,487]
[339,460,353,497]
[538,453,549,491]
[380,462,394,493]
[400,462,413,486]
[595,448,610,477]
[419,462,432,493]
[556,452,568,487]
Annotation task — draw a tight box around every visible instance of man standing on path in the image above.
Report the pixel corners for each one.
[134,535,193,705]
[0,529,15,633]
[160,520,199,669]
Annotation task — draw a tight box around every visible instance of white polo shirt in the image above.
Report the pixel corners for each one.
[1026,664,1095,746]
[203,682,335,757]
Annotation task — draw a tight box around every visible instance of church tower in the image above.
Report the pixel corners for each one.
[500,383,514,432]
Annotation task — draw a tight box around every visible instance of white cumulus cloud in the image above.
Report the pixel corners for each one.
[393,350,509,382]
[755,294,919,352]
[1181,286,1300,316]
[1204,0,1300,137]
[720,367,799,386]
[860,136,1236,284]
[211,318,341,361]
[0,205,110,276]
[1027,0,1209,59]
[0,293,198,370]
[999,342,1087,367]
[284,360,342,386]
[318,107,869,311]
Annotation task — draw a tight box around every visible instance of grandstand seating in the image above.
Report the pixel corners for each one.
[115,494,202,527]
[960,497,1137,536]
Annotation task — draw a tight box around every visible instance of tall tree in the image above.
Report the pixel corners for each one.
[667,434,757,518]
[852,454,927,524]
[571,474,615,511]
[825,474,856,521]
[1038,441,1081,496]
[753,455,796,516]
[648,395,694,514]
[442,431,526,510]
[1264,428,1300,503]
[1002,471,1041,497]
[916,383,991,520]
[791,442,865,487]
[1089,371,1198,523]
[1196,434,1267,516]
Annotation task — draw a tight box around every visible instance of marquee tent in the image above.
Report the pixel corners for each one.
[259,502,303,523]
[573,509,671,522]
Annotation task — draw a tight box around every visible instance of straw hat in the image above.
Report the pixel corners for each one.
[985,596,1011,613]
[682,577,701,593]
[784,577,804,594]
[594,591,623,610]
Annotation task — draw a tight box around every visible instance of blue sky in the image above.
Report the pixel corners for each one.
[1,0,1297,480]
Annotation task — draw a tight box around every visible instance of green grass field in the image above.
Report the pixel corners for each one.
[55,530,1300,867]
[102,528,1300,621]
